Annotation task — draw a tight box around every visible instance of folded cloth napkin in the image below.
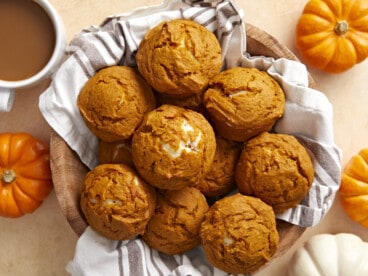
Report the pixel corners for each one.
[39,0,342,275]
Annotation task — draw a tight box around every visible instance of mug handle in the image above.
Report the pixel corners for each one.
[0,88,15,112]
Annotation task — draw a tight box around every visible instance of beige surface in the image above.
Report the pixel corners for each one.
[0,0,367,275]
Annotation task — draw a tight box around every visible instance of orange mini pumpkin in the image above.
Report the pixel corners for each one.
[296,0,368,73]
[339,148,368,227]
[0,133,53,218]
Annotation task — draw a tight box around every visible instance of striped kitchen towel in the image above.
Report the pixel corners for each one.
[39,0,342,275]
[66,227,219,276]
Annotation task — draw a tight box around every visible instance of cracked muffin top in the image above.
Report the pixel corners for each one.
[132,104,216,190]
[203,67,285,142]
[136,19,222,97]
[80,163,156,240]
[77,66,156,142]
[199,193,279,274]
[194,136,242,197]
[142,186,209,255]
[235,132,315,213]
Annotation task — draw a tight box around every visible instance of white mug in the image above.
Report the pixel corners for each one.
[0,0,66,112]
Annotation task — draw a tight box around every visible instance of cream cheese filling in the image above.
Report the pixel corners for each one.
[160,119,202,159]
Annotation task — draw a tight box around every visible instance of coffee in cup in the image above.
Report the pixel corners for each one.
[0,0,65,112]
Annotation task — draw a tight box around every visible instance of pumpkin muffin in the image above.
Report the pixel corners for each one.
[80,164,156,240]
[194,136,242,197]
[132,104,216,190]
[136,19,222,97]
[98,139,133,167]
[203,67,285,142]
[142,186,209,255]
[235,132,314,213]
[77,66,156,142]
[199,193,279,274]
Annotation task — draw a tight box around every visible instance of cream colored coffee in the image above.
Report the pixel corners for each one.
[0,0,56,81]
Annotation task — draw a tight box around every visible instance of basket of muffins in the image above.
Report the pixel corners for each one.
[49,14,325,275]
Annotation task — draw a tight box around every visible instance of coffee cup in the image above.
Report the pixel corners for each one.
[0,0,66,112]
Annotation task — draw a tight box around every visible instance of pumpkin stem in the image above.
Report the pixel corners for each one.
[2,169,16,184]
[334,20,349,35]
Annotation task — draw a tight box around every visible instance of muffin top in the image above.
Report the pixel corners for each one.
[235,132,315,213]
[200,193,279,274]
[77,66,156,142]
[142,186,209,255]
[203,67,285,141]
[136,19,222,97]
[80,163,156,240]
[195,136,242,197]
[132,104,216,190]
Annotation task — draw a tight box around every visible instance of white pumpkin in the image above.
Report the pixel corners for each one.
[288,233,368,276]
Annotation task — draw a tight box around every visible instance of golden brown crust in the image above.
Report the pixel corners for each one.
[199,193,279,274]
[77,66,156,142]
[203,67,285,141]
[80,164,156,240]
[132,104,216,190]
[235,132,314,213]
[142,187,209,255]
[194,136,242,197]
[136,19,222,97]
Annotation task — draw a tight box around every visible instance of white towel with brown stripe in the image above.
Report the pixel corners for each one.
[39,0,342,275]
